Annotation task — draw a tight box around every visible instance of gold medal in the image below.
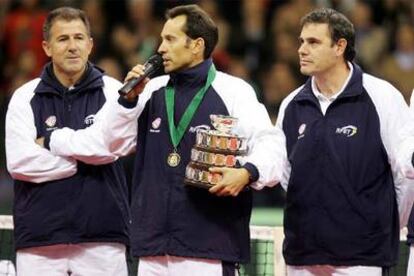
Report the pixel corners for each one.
[167,152,181,167]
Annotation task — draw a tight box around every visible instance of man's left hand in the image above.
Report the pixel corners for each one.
[208,167,250,197]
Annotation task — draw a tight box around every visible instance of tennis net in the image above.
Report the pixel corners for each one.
[0,215,15,276]
[240,226,409,276]
[0,215,410,276]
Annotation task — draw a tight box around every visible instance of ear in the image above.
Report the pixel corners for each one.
[335,38,347,57]
[192,37,205,56]
[88,37,94,55]
[42,40,52,57]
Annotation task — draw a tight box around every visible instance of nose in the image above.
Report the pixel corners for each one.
[298,43,307,56]
[68,38,77,51]
[158,41,166,54]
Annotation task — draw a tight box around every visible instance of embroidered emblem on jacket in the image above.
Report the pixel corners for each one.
[45,115,56,128]
[150,117,162,133]
[189,125,210,133]
[335,125,358,137]
[152,117,161,129]
[298,123,306,139]
[84,114,95,125]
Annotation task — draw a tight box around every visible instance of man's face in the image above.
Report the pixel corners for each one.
[42,19,93,79]
[298,23,340,76]
[158,15,197,73]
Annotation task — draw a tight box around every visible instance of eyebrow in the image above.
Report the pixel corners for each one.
[56,33,86,38]
[161,33,175,39]
[299,36,323,42]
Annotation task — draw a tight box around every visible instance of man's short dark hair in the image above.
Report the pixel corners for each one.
[301,8,356,61]
[43,7,91,41]
[166,4,218,59]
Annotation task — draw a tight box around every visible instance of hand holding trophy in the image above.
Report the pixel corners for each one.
[184,114,248,189]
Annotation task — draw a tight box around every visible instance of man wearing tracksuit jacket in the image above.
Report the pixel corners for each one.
[404,92,414,276]
[271,8,414,276]
[45,4,282,276]
[5,7,132,275]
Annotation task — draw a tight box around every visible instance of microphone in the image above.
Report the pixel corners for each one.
[118,54,164,96]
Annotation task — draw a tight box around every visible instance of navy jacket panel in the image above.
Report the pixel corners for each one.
[130,59,253,263]
[32,65,105,135]
[12,62,130,249]
[408,210,414,244]
[282,65,399,266]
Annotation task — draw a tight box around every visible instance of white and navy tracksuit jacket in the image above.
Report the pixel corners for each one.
[6,63,131,250]
[404,92,414,248]
[47,58,282,264]
[274,63,414,267]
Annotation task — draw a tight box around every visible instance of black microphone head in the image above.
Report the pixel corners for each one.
[145,54,164,77]
[146,54,163,69]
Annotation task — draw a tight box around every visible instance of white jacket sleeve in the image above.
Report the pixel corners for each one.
[229,79,289,190]
[398,89,414,180]
[49,75,162,165]
[396,89,414,227]
[6,83,77,183]
[272,96,293,192]
[365,77,414,228]
[258,86,303,191]
[49,76,141,165]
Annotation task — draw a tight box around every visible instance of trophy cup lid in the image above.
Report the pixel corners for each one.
[210,114,238,135]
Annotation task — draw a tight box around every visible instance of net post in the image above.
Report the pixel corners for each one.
[273,226,286,276]
[0,216,13,230]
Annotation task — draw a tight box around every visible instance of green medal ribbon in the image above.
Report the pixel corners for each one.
[165,64,216,149]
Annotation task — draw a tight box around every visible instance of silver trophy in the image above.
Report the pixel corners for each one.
[184,114,248,189]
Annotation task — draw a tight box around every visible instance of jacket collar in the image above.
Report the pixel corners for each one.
[168,58,213,90]
[34,61,104,95]
[294,62,364,104]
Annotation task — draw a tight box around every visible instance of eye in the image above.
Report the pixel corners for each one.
[75,35,85,40]
[164,35,175,43]
[56,35,73,42]
[308,38,320,45]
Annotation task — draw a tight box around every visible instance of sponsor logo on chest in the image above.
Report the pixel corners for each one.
[297,123,358,139]
[335,125,358,137]
[189,125,210,133]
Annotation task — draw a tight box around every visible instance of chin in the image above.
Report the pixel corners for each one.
[300,68,312,76]
[64,66,85,75]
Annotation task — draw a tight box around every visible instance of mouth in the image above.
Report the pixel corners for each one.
[300,60,311,66]
[163,59,170,66]
[67,56,80,61]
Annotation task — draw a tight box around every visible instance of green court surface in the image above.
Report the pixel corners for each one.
[250,207,283,226]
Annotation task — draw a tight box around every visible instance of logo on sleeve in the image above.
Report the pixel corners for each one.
[335,125,358,137]
[84,114,95,126]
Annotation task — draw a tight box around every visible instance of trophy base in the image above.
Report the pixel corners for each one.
[184,178,215,189]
